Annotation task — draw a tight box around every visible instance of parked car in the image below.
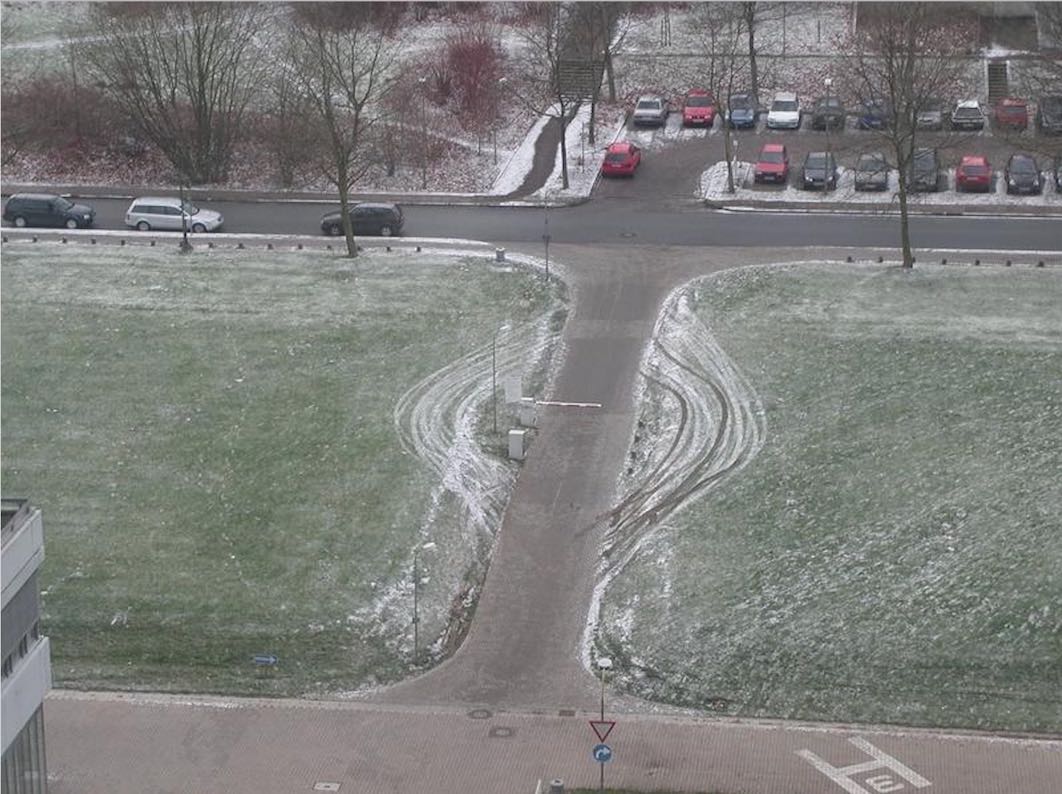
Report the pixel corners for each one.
[955,155,992,192]
[1004,153,1044,195]
[632,95,669,127]
[125,196,224,232]
[915,98,945,131]
[601,141,641,177]
[810,96,845,130]
[800,151,838,190]
[682,89,717,127]
[994,97,1028,131]
[1055,158,1062,191]
[1036,95,1062,134]
[857,98,891,130]
[3,193,95,229]
[727,92,758,128]
[908,147,940,192]
[320,202,404,236]
[854,152,889,191]
[753,143,789,184]
[766,91,801,130]
[950,99,985,131]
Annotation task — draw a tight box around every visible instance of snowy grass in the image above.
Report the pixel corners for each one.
[1,242,565,697]
[599,263,1062,732]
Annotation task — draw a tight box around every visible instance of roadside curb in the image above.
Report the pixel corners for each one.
[0,183,591,209]
[706,199,1062,218]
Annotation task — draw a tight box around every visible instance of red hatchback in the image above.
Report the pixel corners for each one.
[754,143,789,184]
[956,155,992,192]
[682,89,717,126]
[994,97,1029,131]
[602,141,641,177]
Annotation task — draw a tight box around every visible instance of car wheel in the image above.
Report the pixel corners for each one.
[379,225,393,237]
[192,222,206,233]
[326,224,342,236]
[13,216,27,228]
[136,221,151,232]
[65,218,79,229]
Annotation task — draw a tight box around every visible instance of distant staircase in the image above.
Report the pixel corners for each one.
[987,61,1009,103]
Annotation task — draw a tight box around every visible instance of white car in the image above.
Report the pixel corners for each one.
[766,91,801,130]
[632,95,669,127]
[125,196,224,233]
[950,99,986,131]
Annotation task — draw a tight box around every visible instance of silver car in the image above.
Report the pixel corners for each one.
[125,196,224,233]
[632,95,669,127]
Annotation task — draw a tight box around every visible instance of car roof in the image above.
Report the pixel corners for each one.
[10,193,62,200]
[760,143,786,153]
[997,97,1026,106]
[686,88,711,96]
[354,202,400,210]
[130,196,182,205]
[772,91,797,101]
[956,99,981,108]
[607,141,635,153]
[960,155,989,165]
[636,95,662,102]
[1008,152,1036,161]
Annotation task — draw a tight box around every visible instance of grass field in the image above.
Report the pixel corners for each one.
[599,263,1062,732]
[1,242,564,696]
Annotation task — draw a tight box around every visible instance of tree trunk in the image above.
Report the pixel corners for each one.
[336,162,357,258]
[723,118,735,193]
[588,94,597,145]
[560,107,570,190]
[896,171,913,268]
[745,3,759,100]
[604,48,616,102]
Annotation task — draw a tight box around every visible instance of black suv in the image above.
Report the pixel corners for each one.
[1004,153,1044,195]
[800,151,838,190]
[907,148,940,192]
[3,193,96,229]
[320,202,404,236]
[1037,95,1062,135]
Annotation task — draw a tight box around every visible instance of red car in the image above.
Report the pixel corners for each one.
[955,155,992,192]
[601,141,641,177]
[753,143,789,184]
[994,97,1029,131]
[682,89,717,127]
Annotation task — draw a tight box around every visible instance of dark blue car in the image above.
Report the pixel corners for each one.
[857,99,891,130]
[727,93,758,128]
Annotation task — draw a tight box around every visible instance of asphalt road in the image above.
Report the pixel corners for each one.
[57,195,1062,253]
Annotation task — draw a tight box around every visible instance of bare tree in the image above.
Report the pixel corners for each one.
[285,3,399,257]
[841,3,968,268]
[687,4,749,194]
[84,2,265,184]
[569,2,633,145]
[511,3,580,190]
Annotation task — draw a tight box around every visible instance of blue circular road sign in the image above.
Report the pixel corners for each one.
[592,743,613,763]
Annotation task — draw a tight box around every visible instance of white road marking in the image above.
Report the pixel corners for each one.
[536,400,602,408]
[798,736,931,793]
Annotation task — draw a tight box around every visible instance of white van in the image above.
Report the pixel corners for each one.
[125,196,224,233]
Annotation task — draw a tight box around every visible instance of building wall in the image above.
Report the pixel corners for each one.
[1,502,50,794]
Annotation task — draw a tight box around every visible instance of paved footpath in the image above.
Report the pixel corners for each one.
[41,243,1062,793]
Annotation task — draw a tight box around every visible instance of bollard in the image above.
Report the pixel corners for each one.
[91,238,96,245]
[297,243,303,250]
[496,247,506,263]
[549,780,564,794]
[62,237,67,244]
[1005,259,1011,267]
[267,243,274,250]
[150,240,156,247]
[327,245,333,251]
[120,239,125,246]
[237,242,244,249]
[386,246,391,252]
[416,245,422,252]
[1038,260,1045,268]
[941,258,947,264]
[209,242,215,249]
[974,259,980,266]
[845,255,852,263]
[877,256,883,263]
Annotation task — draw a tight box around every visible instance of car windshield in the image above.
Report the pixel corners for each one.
[730,96,751,110]
[637,100,660,110]
[605,152,629,163]
[806,154,830,168]
[999,105,1024,115]
[955,107,980,117]
[914,151,935,166]
[54,197,73,210]
[772,100,797,112]
[760,151,785,164]
[686,95,711,107]
[858,155,886,170]
[1010,158,1036,173]
[818,98,842,109]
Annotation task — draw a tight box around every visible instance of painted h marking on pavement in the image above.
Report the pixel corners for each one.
[798,736,931,794]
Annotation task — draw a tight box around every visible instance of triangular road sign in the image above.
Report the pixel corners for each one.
[589,720,615,742]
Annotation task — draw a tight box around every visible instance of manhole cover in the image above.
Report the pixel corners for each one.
[467,708,493,720]
[488,726,516,738]
[558,709,576,717]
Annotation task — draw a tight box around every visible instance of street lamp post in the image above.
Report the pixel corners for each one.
[542,194,551,281]
[412,541,436,664]
[418,76,428,189]
[824,77,834,190]
[491,323,511,434]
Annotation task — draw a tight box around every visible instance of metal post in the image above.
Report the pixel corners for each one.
[491,331,498,433]
[597,657,612,792]
[418,77,428,190]
[824,77,833,190]
[412,549,419,663]
[543,197,551,281]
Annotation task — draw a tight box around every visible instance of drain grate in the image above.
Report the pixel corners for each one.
[467,708,493,720]
[558,709,576,717]
[488,726,516,738]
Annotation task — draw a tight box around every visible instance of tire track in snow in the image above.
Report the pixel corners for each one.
[599,287,767,583]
